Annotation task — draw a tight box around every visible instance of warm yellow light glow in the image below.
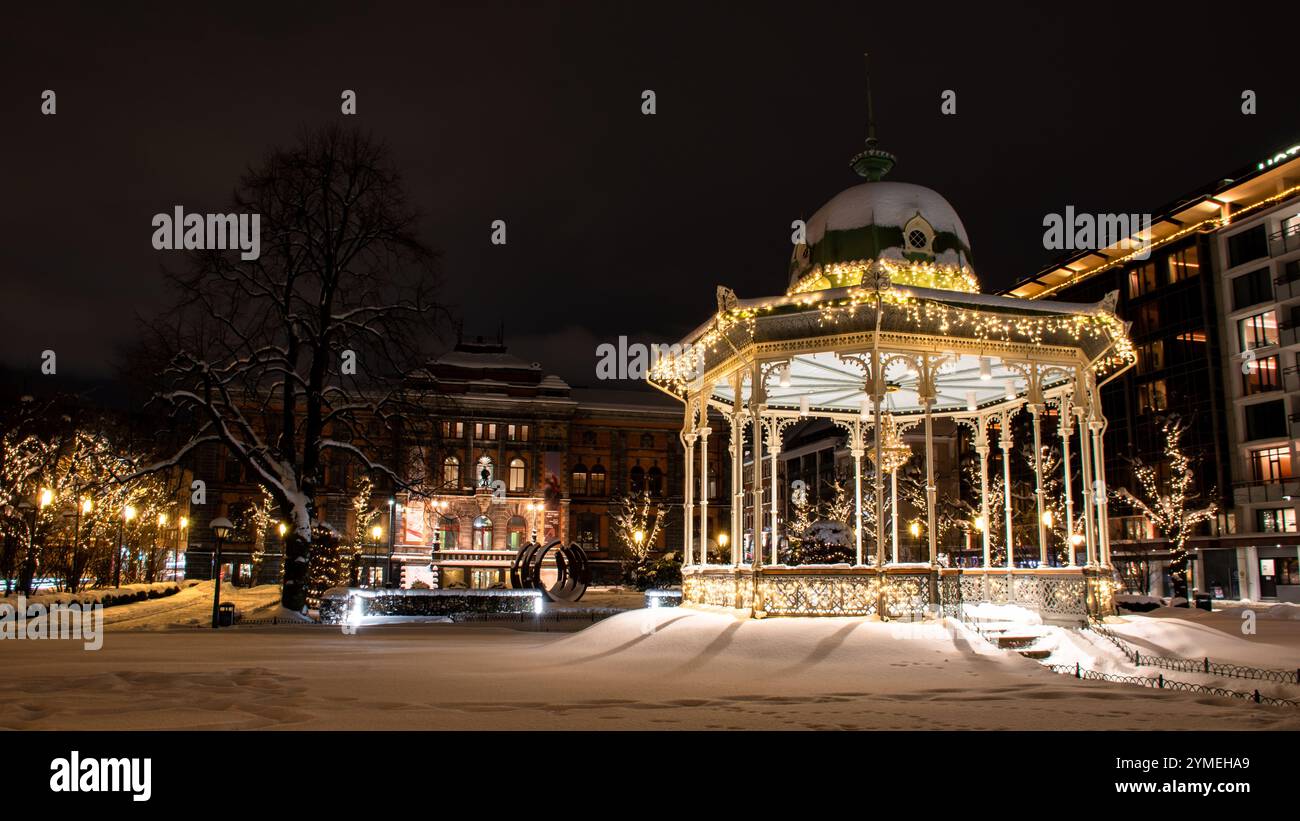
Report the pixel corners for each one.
[81,498,93,514]
[1041,511,1054,527]
[909,521,921,538]
[158,513,168,527]
[718,533,729,548]
[974,516,986,532]
[179,516,188,529]
[124,505,137,521]
[1069,533,1085,546]
[371,524,383,541]
[38,488,53,508]
[633,529,646,545]
[278,522,287,537]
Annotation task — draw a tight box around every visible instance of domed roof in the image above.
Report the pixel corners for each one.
[789,180,977,294]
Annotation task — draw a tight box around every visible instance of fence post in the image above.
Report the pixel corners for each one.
[1204,657,1210,673]
[1134,651,1140,666]
[1075,662,1081,679]
[1254,689,1261,704]
[1158,674,1164,689]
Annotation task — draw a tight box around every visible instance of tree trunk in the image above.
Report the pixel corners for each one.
[282,531,312,611]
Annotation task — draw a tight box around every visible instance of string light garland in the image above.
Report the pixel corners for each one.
[647,284,1134,394]
[788,258,980,297]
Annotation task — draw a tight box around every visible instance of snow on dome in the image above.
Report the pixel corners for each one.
[788,180,978,294]
[805,181,970,247]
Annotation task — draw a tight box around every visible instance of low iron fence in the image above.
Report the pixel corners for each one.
[1048,663,1300,708]
[1087,623,1300,685]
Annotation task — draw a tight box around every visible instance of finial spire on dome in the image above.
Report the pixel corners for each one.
[850,52,897,182]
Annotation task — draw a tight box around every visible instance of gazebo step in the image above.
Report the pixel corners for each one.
[993,634,1043,649]
[1017,647,1052,660]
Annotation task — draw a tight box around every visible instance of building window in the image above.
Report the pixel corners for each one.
[1127,262,1159,298]
[1244,400,1288,441]
[1238,311,1278,351]
[1137,379,1167,413]
[1135,302,1160,334]
[436,516,459,550]
[1231,267,1273,311]
[640,432,655,448]
[1167,245,1200,284]
[506,423,527,441]
[1136,341,1164,374]
[571,463,588,496]
[588,464,606,497]
[629,465,646,494]
[1257,508,1297,533]
[647,465,663,496]
[472,515,493,549]
[507,515,528,549]
[1242,355,1281,395]
[519,424,530,442]
[442,456,460,488]
[441,421,464,439]
[1279,557,1300,585]
[575,512,600,549]
[474,422,483,439]
[508,458,527,491]
[1227,225,1268,268]
[1250,446,1292,482]
[581,430,597,446]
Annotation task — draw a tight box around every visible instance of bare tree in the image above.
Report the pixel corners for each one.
[134,125,441,610]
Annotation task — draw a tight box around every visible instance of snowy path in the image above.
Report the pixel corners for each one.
[0,609,1295,730]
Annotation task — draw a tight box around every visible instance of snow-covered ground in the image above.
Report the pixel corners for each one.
[99,581,285,630]
[0,608,1296,730]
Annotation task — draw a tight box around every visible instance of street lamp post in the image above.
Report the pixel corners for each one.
[369,524,382,588]
[115,505,137,588]
[177,516,189,582]
[72,496,92,593]
[210,517,233,628]
[156,512,168,582]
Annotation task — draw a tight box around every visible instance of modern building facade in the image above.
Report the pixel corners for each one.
[1006,140,1300,602]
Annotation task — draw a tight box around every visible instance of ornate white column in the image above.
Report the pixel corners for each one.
[729,406,744,567]
[890,468,899,564]
[698,424,711,565]
[681,424,697,567]
[975,417,991,569]
[1030,402,1047,566]
[1091,416,1111,567]
[872,356,887,568]
[1001,411,1015,571]
[750,364,765,569]
[1059,396,1077,566]
[1076,406,1097,567]
[851,429,865,566]
[923,397,938,567]
[765,418,784,565]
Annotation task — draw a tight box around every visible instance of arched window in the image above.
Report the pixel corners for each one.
[443,456,460,488]
[508,458,527,491]
[436,515,459,551]
[472,515,493,549]
[647,465,664,496]
[588,463,607,497]
[629,465,646,494]
[571,463,588,496]
[507,515,528,549]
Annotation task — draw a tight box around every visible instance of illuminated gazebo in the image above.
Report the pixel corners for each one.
[647,129,1133,621]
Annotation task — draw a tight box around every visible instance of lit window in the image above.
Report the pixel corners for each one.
[1242,355,1281,395]
[1251,447,1292,482]
[1257,508,1297,533]
[571,463,588,496]
[1239,311,1279,351]
[443,456,460,488]
[588,464,606,497]
[508,458,526,491]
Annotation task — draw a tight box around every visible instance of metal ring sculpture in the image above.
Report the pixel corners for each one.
[509,538,590,602]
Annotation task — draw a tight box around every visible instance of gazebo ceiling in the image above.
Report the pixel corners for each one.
[647,283,1133,404]
[709,351,1071,416]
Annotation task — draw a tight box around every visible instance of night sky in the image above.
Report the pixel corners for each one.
[2,1,1297,389]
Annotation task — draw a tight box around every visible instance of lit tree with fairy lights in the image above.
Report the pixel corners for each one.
[1111,416,1216,600]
